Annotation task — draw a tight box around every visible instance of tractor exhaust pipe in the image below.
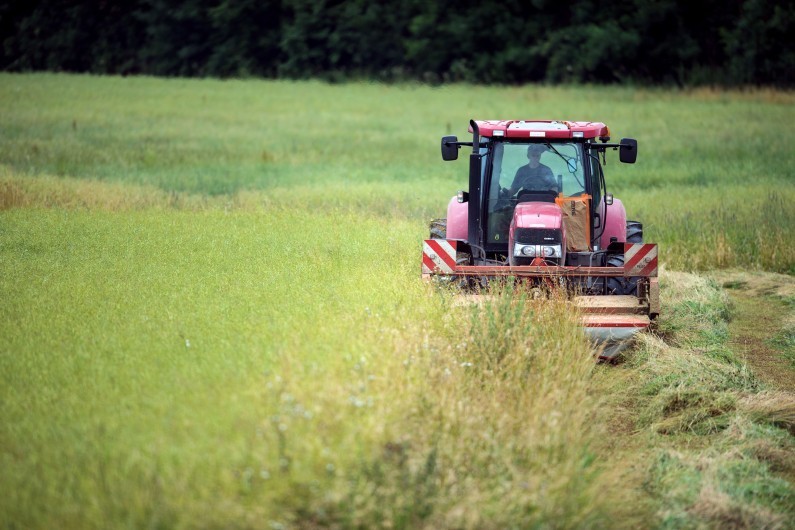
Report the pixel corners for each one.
[470,119,480,153]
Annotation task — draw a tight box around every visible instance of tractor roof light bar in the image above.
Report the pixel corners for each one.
[441,139,634,150]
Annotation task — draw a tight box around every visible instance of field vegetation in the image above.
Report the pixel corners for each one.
[1,73,794,528]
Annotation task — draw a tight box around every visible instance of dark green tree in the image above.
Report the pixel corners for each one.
[723,0,795,86]
[1,0,792,87]
[205,0,284,77]
[2,0,143,73]
[136,0,214,76]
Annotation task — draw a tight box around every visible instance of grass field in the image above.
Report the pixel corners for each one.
[1,73,794,528]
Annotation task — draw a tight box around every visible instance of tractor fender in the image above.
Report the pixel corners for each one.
[598,197,627,248]
[446,196,468,240]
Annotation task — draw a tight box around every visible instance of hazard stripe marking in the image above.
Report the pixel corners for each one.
[426,239,457,271]
[422,239,457,274]
[624,244,648,270]
[638,256,659,277]
[624,243,658,277]
[422,253,437,274]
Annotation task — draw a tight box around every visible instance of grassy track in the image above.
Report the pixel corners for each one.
[591,271,795,528]
[1,73,794,528]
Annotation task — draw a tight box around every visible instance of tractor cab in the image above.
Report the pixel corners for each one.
[483,140,594,254]
[441,120,637,268]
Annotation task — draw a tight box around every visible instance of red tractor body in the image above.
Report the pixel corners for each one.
[423,119,658,359]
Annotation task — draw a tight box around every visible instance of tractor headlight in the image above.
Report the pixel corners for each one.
[515,244,536,257]
[542,245,562,258]
[514,244,562,258]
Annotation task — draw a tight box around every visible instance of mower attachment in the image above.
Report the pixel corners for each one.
[422,239,660,361]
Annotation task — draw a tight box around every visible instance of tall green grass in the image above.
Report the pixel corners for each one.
[1,73,794,528]
[1,73,793,272]
[1,206,607,527]
[0,207,422,527]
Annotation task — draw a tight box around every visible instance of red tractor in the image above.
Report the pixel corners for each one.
[422,120,659,359]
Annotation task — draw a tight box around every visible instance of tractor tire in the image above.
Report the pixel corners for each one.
[429,218,447,239]
[606,254,639,296]
[620,221,643,295]
[626,221,643,244]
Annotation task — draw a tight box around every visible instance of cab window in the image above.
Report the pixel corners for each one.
[589,153,602,205]
[485,142,586,244]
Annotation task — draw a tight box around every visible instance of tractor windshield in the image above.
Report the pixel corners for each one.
[485,141,586,245]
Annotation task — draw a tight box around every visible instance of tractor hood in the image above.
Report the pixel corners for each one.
[508,202,566,266]
[511,202,563,231]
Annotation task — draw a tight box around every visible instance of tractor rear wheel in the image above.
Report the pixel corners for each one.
[615,220,643,295]
[606,254,639,296]
[606,255,625,295]
[626,221,643,243]
[429,218,447,239]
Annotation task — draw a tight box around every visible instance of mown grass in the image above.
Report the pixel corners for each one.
[1,73,794,528]
[592,271,795,528]
[770,326,795,368]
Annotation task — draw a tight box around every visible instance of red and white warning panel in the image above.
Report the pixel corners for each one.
[422,239,457,274]
[624,243,658,277]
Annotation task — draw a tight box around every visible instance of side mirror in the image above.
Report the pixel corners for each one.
[441,135,459,161]
[619,138,637,164]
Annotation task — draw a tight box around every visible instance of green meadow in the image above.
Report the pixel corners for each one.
[1,73,794,528]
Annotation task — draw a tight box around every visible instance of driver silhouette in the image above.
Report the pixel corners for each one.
[508,144,556,195]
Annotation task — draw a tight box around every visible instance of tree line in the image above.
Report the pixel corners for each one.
[2,0,793,87]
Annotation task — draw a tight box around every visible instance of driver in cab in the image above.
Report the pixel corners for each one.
[489,144,559,242]
[508,144,557,195]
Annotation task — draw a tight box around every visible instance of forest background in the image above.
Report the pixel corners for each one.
[2,0,794,87]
